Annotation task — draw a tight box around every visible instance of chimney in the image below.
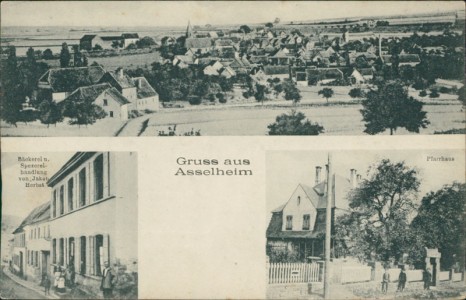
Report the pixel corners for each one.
[138,78,142,89]
[356,174,362,185]
[324,164,329,194]
[119,68,124,78]
[350,169,357,187]
[315,166,322,185]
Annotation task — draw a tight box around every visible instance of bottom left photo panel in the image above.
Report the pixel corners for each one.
[1,151,138,299]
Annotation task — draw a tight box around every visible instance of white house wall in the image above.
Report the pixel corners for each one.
[93,92,129,121]
[137,95,159,112]
[281,186,318,232]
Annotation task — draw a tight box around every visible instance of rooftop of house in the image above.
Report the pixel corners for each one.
[100,69,135,90]
[121,33,139,39]
[39,66,106,93]
[382,54,421,64]
[132,77,158,98]
[263,65,290,75]
[64,83,113,103]
[12,202,50,234]
[80,34,98,41]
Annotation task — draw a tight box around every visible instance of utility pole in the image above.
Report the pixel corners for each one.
[324,153,333,299]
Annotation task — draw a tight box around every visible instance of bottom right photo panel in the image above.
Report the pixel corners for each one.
[266,150,465,299]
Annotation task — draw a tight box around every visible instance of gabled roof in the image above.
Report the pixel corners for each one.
[39,66,106,93]
[132,77,158,98]
[99,70,135,90]
[80,35,97,42]
[382,54,421,64]
[65,83,112,103]
[12,202,50,234]
[105,87,131,105]
[101,36,123,41]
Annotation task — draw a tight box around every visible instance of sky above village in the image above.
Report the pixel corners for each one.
[1,152,74,218]
[266,149,465,222]
[1,1,464,28]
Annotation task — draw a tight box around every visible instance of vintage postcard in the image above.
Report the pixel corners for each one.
[1,1,465,300]
[0,1,464,136]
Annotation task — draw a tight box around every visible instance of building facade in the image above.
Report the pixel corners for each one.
[267,166,359,262]
[47,152,138,297]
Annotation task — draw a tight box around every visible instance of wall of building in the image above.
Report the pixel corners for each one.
[136,95,159,111]
[122,87,138,102]
[94,92,129,120]
[281,186,318,232]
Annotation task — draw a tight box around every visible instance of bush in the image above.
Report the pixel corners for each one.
[429,89,440,98]
[349,88,364,98]
[216,93,227,103]
[439,86,450,94]
[267,109,324,135]
[419,90,427,97]
[188,96,202,105]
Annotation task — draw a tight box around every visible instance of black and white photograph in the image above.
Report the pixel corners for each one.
[0,1,464,136]
[1,152,138,299]
[266,150,465,299]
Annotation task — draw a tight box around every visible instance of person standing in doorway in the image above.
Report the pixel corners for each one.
[101,261,116,299]
[397,268,407,292]
[381,268,390,294]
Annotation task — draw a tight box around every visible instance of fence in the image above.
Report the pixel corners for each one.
[268,263,321,284]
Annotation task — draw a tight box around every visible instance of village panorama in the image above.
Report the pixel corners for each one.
[1,8,465,136]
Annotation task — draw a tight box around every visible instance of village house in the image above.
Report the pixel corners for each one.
[306,68,344,85]
[98,69,159,112]
[266,167,360,262]
[47,152,138,297]
[381,54,421,67]
[11,226,26,278]
[79,33,140,50]
[23,203,51,282]
[63,83,131,121]
[38,66,106,103]
[349,68,374,85]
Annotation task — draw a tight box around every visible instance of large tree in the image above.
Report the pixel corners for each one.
[60,42,71,68]
[337,159,420,262]
[361,81,429,135]
[0,46,24,126]
[410,182,465,270]
[267,109,324,135]
[64,100,106,127]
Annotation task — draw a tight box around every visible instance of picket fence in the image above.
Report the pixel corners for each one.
[268,263,321,284]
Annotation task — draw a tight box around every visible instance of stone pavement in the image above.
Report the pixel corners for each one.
[2,267,59,299]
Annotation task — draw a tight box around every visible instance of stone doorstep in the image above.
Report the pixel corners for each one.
[2,267,59,299]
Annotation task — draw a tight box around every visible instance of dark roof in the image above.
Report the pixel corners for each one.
[48,152,96,187]
[64,83,112,103]
[101,36,123,41]
[121,33,139,39]
[99,70,135,90]
[80,35,97,42]
[39,66,106,93]
[264,65,290,75]
[105,87,131,105]
[306,68,343,79]
[12,202,50,234]
[185,37,212,49]
[132,77,158,98]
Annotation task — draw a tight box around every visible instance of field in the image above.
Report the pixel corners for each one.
[138,102,464,136]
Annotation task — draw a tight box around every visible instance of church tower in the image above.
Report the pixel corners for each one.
[186,20,192,38]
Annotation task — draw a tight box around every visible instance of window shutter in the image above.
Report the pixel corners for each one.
[64,238,68,266]
[88,162,94,203]
[88,236,94,275]
[103,234,110,269]
[103,153,109,198]
[75,237,80,273]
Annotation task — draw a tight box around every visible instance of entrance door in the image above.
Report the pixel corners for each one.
[430,258,437,286]
[19,251,24,276]
[42,251,50,276]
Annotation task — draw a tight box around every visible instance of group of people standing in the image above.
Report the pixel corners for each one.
[381,267,432,294]
[40,261,117,299]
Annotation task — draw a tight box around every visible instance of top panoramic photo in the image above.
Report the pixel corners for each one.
[1,1,464,137]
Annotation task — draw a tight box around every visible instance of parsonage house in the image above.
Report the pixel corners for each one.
[37,66,159,120]
[11,152,138,298]
[266,166,361,262]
